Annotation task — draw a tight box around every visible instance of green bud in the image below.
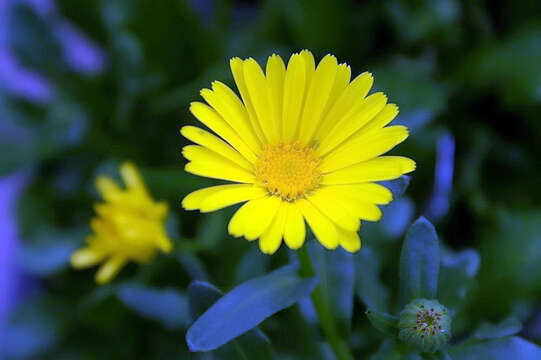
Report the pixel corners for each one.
[398,299,451,353]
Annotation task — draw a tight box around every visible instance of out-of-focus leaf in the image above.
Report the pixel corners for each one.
[373,57,447,131]
[475,209,541,318]
[117,283,190,330]
[2,298,70,359]
[176,252,209,281]
[309,241,355,335]
[186,265,317,351]
[439,248,480,313]
[380,197,415,239]
[399,217,440,306]
[16,227,83,276]
[365,309,399,337]
[234,246,271,284]
[78,285,131,331]
[187,281,273,360]
[460,27,541,105]
[450,336,541,360]
[473,317,523,340]
[355,247,390,312]
[369,339,401,360]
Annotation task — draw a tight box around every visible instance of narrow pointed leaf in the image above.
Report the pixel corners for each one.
[188,281,273,359]
[399,217,440,306]
[117,284,189,330]
[473,317,522,340]
[366,309,399,337]
[186,266,317,351]
[382,175,410,198]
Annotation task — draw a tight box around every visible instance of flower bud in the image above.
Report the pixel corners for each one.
[398,299,451,353]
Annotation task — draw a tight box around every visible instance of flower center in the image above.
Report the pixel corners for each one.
[255,142,321,201]
[412,306,447,339]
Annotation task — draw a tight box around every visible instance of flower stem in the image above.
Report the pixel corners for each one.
[297,246,354,360]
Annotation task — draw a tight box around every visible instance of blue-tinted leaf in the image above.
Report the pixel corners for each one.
[365,309,399,337]
[380,197,415,239]
[187,281,272,359]
[450,336,541,360]
[188,281,223,322]
[439,248,480,313]
[186,265,317,351]
[309,241,355,335]
[399,217,440,306]
[381,175,411,198]
[355,247,390,312]
[16,239,79,276]
[117,284,189,330]
[474,317,523,340]
[176,252,209,280]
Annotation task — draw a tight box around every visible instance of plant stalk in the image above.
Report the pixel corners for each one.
[297,246,354,360]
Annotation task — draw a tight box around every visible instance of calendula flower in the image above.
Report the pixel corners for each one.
[182,50,415,254]
[71,162,172,284]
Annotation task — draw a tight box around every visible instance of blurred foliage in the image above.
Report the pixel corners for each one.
[2,0,541,359]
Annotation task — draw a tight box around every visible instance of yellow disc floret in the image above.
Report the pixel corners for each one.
[255,142,321,201]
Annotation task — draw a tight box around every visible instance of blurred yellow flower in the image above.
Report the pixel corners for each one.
[71,162,172,284]
[181,50,415,254]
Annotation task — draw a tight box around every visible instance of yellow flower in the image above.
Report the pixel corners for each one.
[71,162,172,284]
[181,50,415,254]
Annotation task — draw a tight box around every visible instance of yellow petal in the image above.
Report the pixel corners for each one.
[228,196,282,240]
[359,103,399,135]
[322,156,416,185]
[200,82,261,153]
[298,54,338,145]
[321,183,393,205]
[300,50,315,86]
[266,54,286,138]
[181,125,254,170]
[230,57,266,143]
[71,248,105,269]
[182,184,266,212]
[259,202,287,254]
[120,162,147,193]
[296,198,338,249]
[243,58,279,143]
[183,145,256,183]
[282,53,306,141]
[315,72,373,142]
[283,202,306,250]
[321,63,351,120]
[338,227,361,253]
[318,92,388,156]
[95,176,122,202]
[307,191,360,232]
[321,125,409,173]
[189,101,258,163]
[95,256,127,284]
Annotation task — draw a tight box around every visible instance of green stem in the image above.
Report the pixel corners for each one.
[297,246,354,360]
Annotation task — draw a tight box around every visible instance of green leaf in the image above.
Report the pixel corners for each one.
[399,217,440,306]
[309,241,355,335]
[355,246,390,312]
[117,283,190,330]
[187,281,273,360]
[450,336,541,360]
[473,317,523,340]
[365,309,399,337]
[186,265,317,351]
